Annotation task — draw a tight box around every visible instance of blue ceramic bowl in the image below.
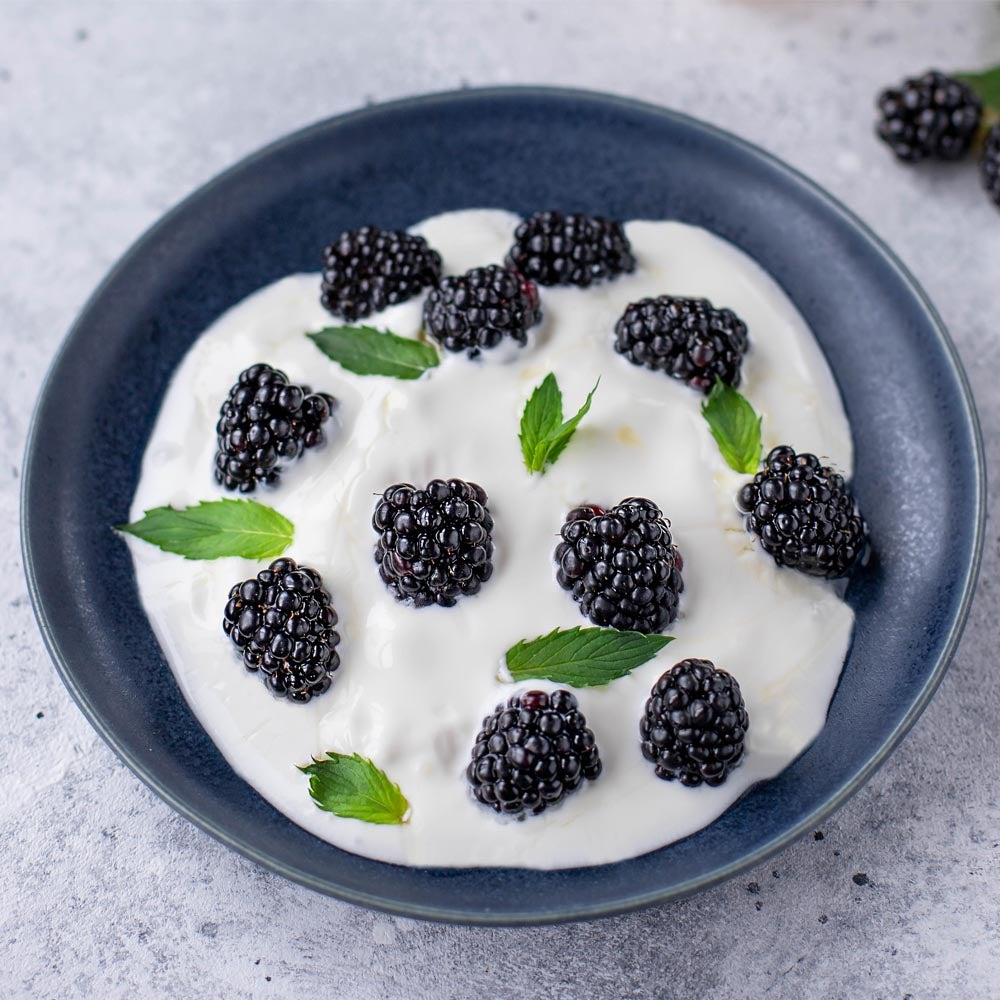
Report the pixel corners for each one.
[21,88,984,924]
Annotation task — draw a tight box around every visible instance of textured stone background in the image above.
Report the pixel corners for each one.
[3,1,999,996]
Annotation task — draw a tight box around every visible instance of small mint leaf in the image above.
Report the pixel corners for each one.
[308,326,439,380]
[700,381,762,475]
[519,373,564,470]
[117,499,293,560]
[505,626,672,687]
[520,375,599,474]
[298,752,410,825]
[957,66,1000,117]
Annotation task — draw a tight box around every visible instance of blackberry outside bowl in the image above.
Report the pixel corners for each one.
[21,87,984,925]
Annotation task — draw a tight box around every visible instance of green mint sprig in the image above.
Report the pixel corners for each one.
[117,499,294,560]
[700,381,762,475]
[519,373,599,475]
[298,752,410,825]
[505,627,672,688]
[308,325,440,380]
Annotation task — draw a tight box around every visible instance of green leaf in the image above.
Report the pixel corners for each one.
[505,626,672,688]
[519,374,599,474]
[700,380,763,475]
[117,499,294,560]
[307,325,440,380]
[298,752,410,825]
[519,373,564,468]
[957,65,1000,116]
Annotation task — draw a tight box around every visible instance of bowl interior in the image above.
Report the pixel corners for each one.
[22,88,983,924]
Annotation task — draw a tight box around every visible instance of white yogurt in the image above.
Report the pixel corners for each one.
[127,210,855,869]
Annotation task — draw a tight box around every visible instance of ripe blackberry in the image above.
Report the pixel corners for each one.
[614,295,749,393]
[467,689,602,817]
[980,122,1000,207]
[506,210,636,288]
[373,478,494,607]
[737,446,869,578]
[223,557,340,702]
[640,659,749,787]
[320,225,442,321]
[422,264,541,358]
[554,498,683,633]
[214,364,335,493]
[876,70,982,163]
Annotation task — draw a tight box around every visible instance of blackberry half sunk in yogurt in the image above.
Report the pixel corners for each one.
[223,557,341,703]
[640,659,749,787]
[373,478,495,607]
[614,295,749,393]
[737,446,869,578]
[506,210,636,287]
[214,364,335,493]
[423,264,541,358]
[320,225,442,321]
[554,497,683,633]
[468,689,602,817]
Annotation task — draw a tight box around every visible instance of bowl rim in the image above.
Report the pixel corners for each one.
[20,85,986,925]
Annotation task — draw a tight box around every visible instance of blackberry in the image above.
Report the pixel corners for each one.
[736,446,869,578]
[214,364,335,492]
[467,689,602,817]
[614,295,749,393]
[640,659,749,787]
[506,210,636,288]
[554,498,683,633]
[320,225,442,321]
[223,557,340,702]
[876,70,982,163]
[980,122,1000,207]
[373,478,494,607]
[422,264,541,358]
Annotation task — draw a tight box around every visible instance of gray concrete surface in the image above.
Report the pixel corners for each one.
[3,1,999,996]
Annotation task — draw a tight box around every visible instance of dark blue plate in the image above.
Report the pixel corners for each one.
[21,88,984,925]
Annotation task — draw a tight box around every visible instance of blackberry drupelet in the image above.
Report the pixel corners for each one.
[223,557,340,702]
[554,497,683,633]
[981,122,1000,207]
[320,225,442,321]
[876,70,982,163]
[737,445,869,578]
[467,689,602,817]
[640,658,749,787]
[614,295,749,393]
[422,264,541,358]
[506,210,636,288]
[214,363,335,492]
[373,478,495,607]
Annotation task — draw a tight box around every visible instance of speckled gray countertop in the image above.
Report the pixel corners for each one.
[3,1,999,996]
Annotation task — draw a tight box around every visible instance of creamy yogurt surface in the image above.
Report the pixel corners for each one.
[127,209,855,869]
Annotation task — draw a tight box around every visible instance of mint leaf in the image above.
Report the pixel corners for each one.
[700,380,762,475]
[505,627,672,687]
[519,374,599,474]
[298,752,410,825]
[519,373,564,468]
[957,66,1000,116]
[308,326,439,380]
[117,499,293,560]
